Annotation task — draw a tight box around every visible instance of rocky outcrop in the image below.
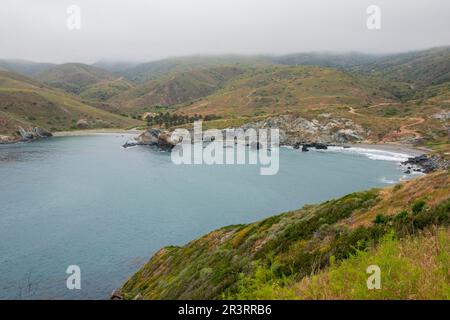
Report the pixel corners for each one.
[432,110,450,121]
[0,135,18,144]
[123,128,181,151]
[1,126,52,144]
[31,127,53,138]
[240,114,367,146]
[19,126,52,139]
[402,154,450,173]
[76,119,90,129]
[110,289,124,300]
[126,114,367,150]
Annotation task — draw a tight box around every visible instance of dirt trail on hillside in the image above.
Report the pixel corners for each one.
[367,102,401,109]
[348,102,401,116]
[382,117,425,142]
[348,107,362,116]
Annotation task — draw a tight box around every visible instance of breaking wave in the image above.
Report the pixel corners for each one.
[323,146,412,162]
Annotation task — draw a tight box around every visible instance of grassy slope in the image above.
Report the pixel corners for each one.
[168,49,449,150]
[273,52,382,70]
[120,55,272,83]
[176,65,396,118]
[79,78,134,102]
[229,228,449,300]
[356,47,450,92]
[119,171,450,300]
[33,63,133,101]
[109,66,247,114]
[0,59,55,76]
[0,71,142,135]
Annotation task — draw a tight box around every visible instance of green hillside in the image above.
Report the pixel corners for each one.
[176,65,397,117]
[0,59,55,76]
[118,171,450,300]
[120,55,271,83]
[110,66,247,113]
[274,47,450,92]
[0,70,142,136]
[130,50,448,152]
[356,47,450,92]
[79,78,134,102]
[33,63,133,101]
[273,52,382,69]
[92,60,141,73]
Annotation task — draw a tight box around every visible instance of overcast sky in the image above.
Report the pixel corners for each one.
[0,0,449,63]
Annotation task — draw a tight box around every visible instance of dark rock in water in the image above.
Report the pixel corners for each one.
[402,154,449,173]
[312,143,328,150]
[404,170,411,174]
[122,140,138,148]
[298,142,328,151]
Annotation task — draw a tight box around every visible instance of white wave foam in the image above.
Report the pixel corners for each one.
[323,146,412,162]
[379,177,397,184]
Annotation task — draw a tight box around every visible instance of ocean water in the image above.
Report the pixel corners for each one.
[0,135,417,299]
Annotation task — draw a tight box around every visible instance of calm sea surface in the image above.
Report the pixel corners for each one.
[0,135,413,299]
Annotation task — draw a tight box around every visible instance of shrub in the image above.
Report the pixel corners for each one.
[412,200,426,215]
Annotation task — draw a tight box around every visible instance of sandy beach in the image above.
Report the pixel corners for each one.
[345,143,429,156]
[52,128,144,137]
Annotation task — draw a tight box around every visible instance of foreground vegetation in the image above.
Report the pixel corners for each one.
[118,171,450,300]
[228,228,449,300]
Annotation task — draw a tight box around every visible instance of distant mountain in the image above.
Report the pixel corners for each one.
[110,66,247,113]
[272,47,450,100]
[92,60,142,73]
[0,59,55,76]
[0,70,141,136]
[120,55,271,83]
[273,52,383,70]
[355,47,450,89]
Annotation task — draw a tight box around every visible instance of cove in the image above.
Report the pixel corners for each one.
[0,134,416,299]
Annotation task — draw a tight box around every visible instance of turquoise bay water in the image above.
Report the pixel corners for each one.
[0,135,411,299]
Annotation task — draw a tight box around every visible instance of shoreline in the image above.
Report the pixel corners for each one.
[3,128,430,159]
[338,143,427,157]
[52,128,144,137]
[283,142,427,158]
